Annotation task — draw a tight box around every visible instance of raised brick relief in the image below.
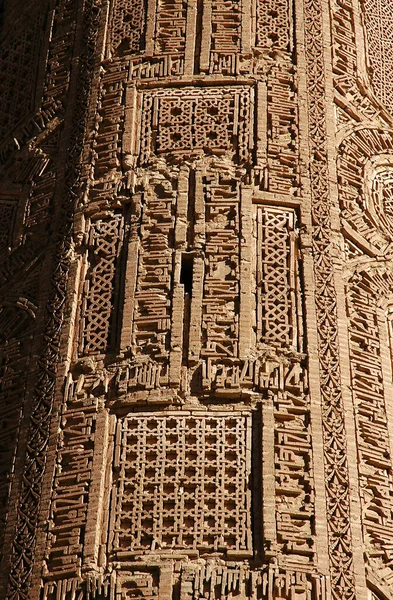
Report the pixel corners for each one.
[338,132,393,253]
[111,413,252,556]
[115,190,304,400]
[337,124,393,600]
[256,0,292,50]
[0,336,28,560]
[345,267,393,591]
[265,63,299,195]
[44,388,97,578]
[80,215,125,356]
[109,0,145,56]
[3,0,103,595]
[256,207,300,350]
[362,0,393,113]
[0,200,17,253]
[0,8,46,142]
[303,0,357,595]
[206,0,243,75]
[365,162,393,237]
[1,0,386,596]
[91,69,125,181]
[138,88,253,166]
[153,0,187,57]
[201,177,241,362]
[262,360,315,564]
[39,565,327,600]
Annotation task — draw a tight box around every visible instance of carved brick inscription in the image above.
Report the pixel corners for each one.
[1,0,386,596]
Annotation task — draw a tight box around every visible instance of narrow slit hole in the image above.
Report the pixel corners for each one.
[180,254,193,297]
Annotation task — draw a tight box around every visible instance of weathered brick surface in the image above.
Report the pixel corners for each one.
[0,1,392,599]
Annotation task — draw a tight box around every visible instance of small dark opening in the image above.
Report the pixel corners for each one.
[251,406,263,558]
[187,169,196,249]
[171,106,183,116]
[180,254,193,296]
[172,578,181,600]
[194,0,204,74]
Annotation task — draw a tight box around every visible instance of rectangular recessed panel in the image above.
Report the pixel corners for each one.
[256,206,298,349]
[139,87,252,165]
[112,413,252,553]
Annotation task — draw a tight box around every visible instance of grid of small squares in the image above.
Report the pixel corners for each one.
[113,413,252,553]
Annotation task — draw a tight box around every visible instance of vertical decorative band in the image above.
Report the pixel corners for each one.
[5,2,102,598]
[302,0,356,598]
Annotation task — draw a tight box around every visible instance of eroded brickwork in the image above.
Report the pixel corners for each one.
[1,0,393,599]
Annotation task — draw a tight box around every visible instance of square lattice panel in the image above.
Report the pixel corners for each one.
[111,412,253,554]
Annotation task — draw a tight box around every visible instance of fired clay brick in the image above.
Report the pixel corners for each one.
[0,1,392,599]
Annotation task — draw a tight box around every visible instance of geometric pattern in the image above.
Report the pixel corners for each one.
[112,413,252,554]
[80,215,123,355]
[363,0,393,113]
[256,206,298,348]
[139,87,252,165]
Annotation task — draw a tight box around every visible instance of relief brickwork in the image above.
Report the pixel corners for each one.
[1,0,392,598]
[337,129,393,594]
[109,0,145,56]
[0,3,46,142]
[338,132,393,253]
[331,0,393,594]
[138,87,252,165]
[111,413,252,555]
[0,301,35,561]
[33,0,322,593]
[153,0,187,57]
[39,565,327,600]
[303,4,357,599]
[346,268,393,589]
[44,389,98,578]
[0,0,103,596]
[362,0,393,113]
[256,207,300,349]
[80,215,125,355]
[256,0,292,50]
